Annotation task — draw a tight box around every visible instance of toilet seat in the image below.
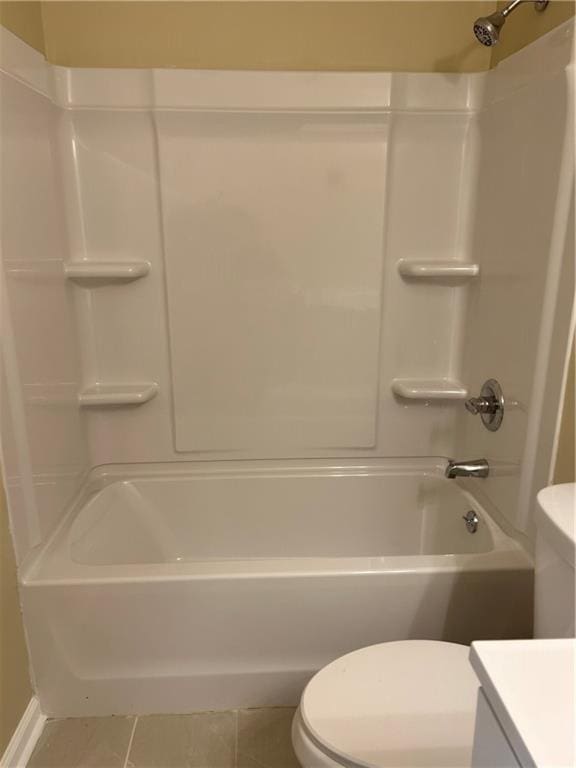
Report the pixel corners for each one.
[294,640,479,768]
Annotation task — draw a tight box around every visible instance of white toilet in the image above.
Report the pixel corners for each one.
[292,484,575,768]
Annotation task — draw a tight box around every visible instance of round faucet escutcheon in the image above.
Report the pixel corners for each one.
[464,379,504,432]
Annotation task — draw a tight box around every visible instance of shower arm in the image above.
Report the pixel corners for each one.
[502,0,548,17]
[501,0,524,17]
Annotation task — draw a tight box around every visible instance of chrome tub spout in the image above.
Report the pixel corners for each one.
[445,459,489,479]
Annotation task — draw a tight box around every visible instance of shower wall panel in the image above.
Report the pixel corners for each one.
[157,113,388,452]
[0,50,90,560]
[63,75,477,463]
[0,22,573,557]
[455,22,575,535]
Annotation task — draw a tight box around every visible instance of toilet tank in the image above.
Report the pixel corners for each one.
[534,484,575,638]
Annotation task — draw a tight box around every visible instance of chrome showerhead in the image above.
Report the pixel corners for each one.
[473,0,549,48]
[473,11,506,47]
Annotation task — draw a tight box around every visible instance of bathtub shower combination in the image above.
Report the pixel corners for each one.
[25,465,533,713]
[0,20,574,716]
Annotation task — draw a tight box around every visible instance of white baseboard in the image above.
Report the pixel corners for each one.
[0,698,45,768]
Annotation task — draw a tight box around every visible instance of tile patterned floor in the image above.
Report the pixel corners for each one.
[27,708,300,768]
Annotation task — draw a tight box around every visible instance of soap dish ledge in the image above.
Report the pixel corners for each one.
[78,383,158,407]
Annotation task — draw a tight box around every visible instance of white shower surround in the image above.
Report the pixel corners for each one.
[0,21,574,717]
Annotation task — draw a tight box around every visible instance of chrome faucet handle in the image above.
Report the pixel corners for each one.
[464,379,504,432]
[465,397,494,415]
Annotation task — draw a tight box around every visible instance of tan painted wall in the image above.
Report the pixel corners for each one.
[0,484,32,755]
[555,340,575,484]
[0,1,44,53]
[39,1,494,71]
[0,1,574,70]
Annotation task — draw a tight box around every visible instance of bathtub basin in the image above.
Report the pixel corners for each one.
[22,463,533,716]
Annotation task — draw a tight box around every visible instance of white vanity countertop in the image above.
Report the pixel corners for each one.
[470,639,576,768]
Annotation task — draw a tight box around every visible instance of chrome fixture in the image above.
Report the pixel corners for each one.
[445,459,490,479]
[462,510,480,534]
[465,378,504,432]
[473,0,549,47]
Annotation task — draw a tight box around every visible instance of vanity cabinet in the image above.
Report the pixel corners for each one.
[471,689,521,768]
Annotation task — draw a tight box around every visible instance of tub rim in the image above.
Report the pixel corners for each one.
[21,459,533,586]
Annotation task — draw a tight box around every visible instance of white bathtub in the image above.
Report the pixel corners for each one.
[22,463,533,716]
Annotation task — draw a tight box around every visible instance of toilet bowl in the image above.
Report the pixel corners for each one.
[292,640,479,768]
[293,484,576,768]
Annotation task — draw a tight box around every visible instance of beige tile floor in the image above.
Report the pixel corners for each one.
[27,708,300,768]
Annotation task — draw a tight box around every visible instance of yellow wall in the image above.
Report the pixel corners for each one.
[39,1,493,71]
[555,340,575,484]
[0,1,574,71]
[0,1,44,53]
[0,485,32,755]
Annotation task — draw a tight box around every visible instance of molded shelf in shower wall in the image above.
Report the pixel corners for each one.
[391,378,468,400]
[397,260,479,280]
[78,383,158,407]
[65,261,151,282]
